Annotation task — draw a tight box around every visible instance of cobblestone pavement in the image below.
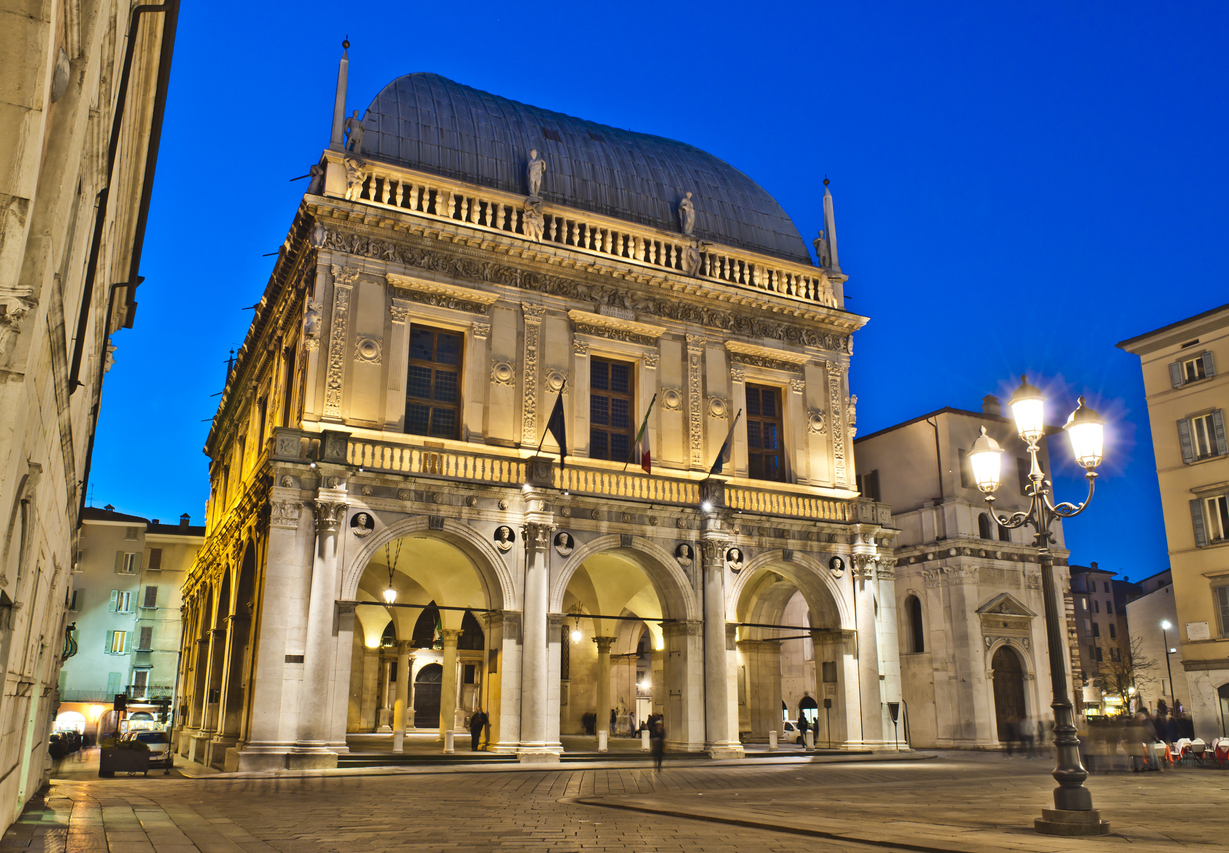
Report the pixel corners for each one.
[3,751,1225,852]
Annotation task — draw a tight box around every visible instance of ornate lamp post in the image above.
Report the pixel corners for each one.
[968,375,1109,837]
[1161,620,1178,713]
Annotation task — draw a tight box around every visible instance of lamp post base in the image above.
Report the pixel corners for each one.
[1035,809,1110,837]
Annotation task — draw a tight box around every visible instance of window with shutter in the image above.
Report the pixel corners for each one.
[1183,411,1228,462]
[143,586,158,608]
[147,548,162,570]
[108,590,118,612]
[106,672,121,695]
[1216,585,1229,637]
[69,590,80,612]
[1191,498,1208,546]
[138,626,153,650]
[1202,495,1229,543]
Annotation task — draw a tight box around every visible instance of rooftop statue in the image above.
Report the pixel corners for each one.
[527,149,546,198]
[522,198,545,243]
[678,191,695,236]
[344,110,365,155]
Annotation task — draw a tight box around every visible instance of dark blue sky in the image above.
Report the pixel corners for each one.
[91,1,1229,580]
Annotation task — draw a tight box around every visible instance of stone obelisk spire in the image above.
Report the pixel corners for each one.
[822,176,840,274]
[329,38,350,151]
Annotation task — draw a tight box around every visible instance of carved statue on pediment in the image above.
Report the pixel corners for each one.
[522,198,545,243]
[678,192,696,236]
[846,395,857,436]
[303,300,322,341]
[307,165,325,197]
[344,110,365,155]
[0,289,36,367]
[343,158,366,201]
[681,241,701,276]
[813,229,830,268]
[526,149,546,198]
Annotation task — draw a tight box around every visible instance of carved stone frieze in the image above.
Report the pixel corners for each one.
[922,568,943,588]
[324,268,355,419]
[386,273,499,316]
[270,500,302,529]
[829,366,846,484]
[522,303,544,445]
[471,321,491,339]
[318,227,853,352]
[661,620,703,638]
[686,335,705,468]
[315,501,347,535]
[946,565,979,585]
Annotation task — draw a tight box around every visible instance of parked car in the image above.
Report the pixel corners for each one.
[121,730,171,768]
[782,721,807,744]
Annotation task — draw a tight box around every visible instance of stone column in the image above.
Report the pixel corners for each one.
[376,655,392,731]
[518,512,558,761]
[439,629,463,742]
[852,554,885,747]
[292,498,346,766]
[203,627,226,732]
[699,537,742,757]
[813,629,855,748]
[360,649,380,731]
[392,641,412,751]
[738,639,783,741]
[594,636,616,738]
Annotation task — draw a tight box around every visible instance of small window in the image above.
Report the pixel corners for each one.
[106,631,128,654]
[1017,457,1031,496]
[903,595,925,653]
[1103,582,1111,593]
[405,325,463,440]
[856,470,880,502]
[746,384,785,482]
[146,548,162,570]
[133,670,148,692]
[463,664,476,685]
[1215,585,1229,637]
[1170,352,1216,387]
[115,551,139,574]
[1193,494,1229,545]
[978,513,993,540]
[1095,647,1103,662]
[958,449,971,489]
[589,357,635,462]
[1110,647,1119,662]
[1093,623,1100,637]
[125,527,139,541]
[1109,623,1116,639]
[143,586,158,608]
[999,524,1011,543]
[111,590,133,613]
[1179,411,1227,463]
[69,590,81,612]
[138,626,153,651]
[1106,600,1113,615]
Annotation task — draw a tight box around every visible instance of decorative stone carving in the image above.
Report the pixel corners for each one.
[386,274,499,316]
[279,475,296,488]
[678,192,696,236]
[494,526,516,552]
[310,221,327,248]
[361,485,374,496]
[325,231,853,352]
[522,198,545,242]
[877,557,897,580]
[725,548,744,573]
[303,300,323,351]
[946,565,979,585]
[471,321,491,339]
[390,305,411,324]
[344,111,365,155]
[729,365,745,383]
[498,499,510,510]
[491,361,516,386]
[270,501,302,529]
[676,517,688,529]
[554,532,574,555]
[828,363,847,484]
[315,501,347,535]
[569,309,666,347]
[560,506,571,517]
[643,352,659,370]
[591,508,600,520]
[572,339,590,356]
[398,489,412,501]
[522,520,554,552]
[661,388,683,412]
[707,396,730,419]
[922,568,942,588]
[526,149,546,198]
[681,240,703,276]
[808,410,826,435]
[324,476,343,489]
[1025,573,1042,589]
[545,369,567,394]
[354,336,382,364]
[686,335,705,468]
[343,158,366,200]
[351,512,375,537]
[791,377,805,395]
[324,267,357,419]
[846,394,857,438]
[521,303,545,445]
[850,553,875,579]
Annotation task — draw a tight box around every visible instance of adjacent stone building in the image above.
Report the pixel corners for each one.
[56,508,202,740]
[854,398,1076,749]
[177,65,902,771]
[0,0,177,834]
[1068,562,1137,716]
[1125,569,1190,715]
[1118,303,1229,740]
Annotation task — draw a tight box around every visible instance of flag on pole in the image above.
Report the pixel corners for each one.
[541,385,568,468]
[626,393,657,474]
[709,408,743,475]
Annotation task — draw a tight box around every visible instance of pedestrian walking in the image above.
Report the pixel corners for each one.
[650,718,665,771]
[469,707,488,751]
[1019,715,1037,759]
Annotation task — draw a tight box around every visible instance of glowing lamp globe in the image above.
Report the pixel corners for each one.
[382,585,397,605]
[968,427,1004,494]
[571,627,582,643]
[1063,396,1106,470]
[1007,375,1047,442]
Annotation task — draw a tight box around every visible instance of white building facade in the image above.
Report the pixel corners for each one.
[176,69,903,771]
[854,400,1076,749]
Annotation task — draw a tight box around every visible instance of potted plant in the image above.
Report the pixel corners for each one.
[98,734,150,777]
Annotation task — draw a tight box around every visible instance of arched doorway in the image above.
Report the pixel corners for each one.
[734,558,848,748]
[415,664,443,728]
[992,646,1026,744]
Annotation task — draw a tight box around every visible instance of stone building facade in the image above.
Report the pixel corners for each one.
[1119,303,1229,740]
[176,68,901,771]
[854,399,1075,749]
[0,0,177,834]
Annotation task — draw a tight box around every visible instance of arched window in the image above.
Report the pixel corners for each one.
[903,594,925,653]
[999,524,1011,543]
[978,513,993,540]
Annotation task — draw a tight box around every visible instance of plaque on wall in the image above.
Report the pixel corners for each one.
[1186,621,1211,641]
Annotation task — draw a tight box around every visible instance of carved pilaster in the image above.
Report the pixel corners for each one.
[826,360,847,485]
[324,266,359,419]
[521,303,546,445]
[522,520,555,553]
[877,557,897,580]
[315,501,347,536]
[850,553,875,579]
[686,334,705,468]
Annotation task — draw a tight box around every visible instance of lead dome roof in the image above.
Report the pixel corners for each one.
[360,73,811,264]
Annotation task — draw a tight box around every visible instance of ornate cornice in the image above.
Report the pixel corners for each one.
[724,341,810,373]
[568,309,667,346]
[386,273,499,315]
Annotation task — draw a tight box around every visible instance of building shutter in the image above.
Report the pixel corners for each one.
[132,552,142,573]
[147,548,162,570]
[1213,410,1227,456]
[144,586,158,608]
[105,630,115,652]
[1169,362,1184,388]
[114,551,124,573]
[867,469,880,502]
[106,672,120,695]
[1178,418,1195,463]
[1191,498,1207,547]
[139,626,153,650]
[1203,351,1217,378]
[108,590,118,612]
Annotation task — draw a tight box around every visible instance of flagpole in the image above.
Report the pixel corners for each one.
[623,393,657,472]
[538,378,567,459]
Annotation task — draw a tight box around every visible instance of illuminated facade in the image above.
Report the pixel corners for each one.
[178,65,901,771]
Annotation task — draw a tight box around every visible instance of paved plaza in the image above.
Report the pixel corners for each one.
[2,750,1225,852]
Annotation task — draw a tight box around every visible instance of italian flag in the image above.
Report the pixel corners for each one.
[629,394,657,474]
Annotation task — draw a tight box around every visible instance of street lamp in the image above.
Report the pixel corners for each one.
[968,376,1109,837]
[1161,621,1177,713]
